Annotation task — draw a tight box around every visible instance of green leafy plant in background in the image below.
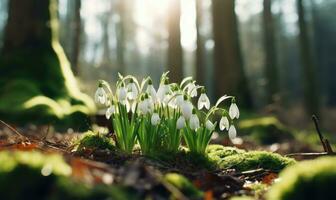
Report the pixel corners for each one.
[95,72,239,156]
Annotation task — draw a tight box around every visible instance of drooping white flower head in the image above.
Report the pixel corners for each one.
[197,89,210,110]
[229,99,239,119]
[105,105,116,119]
[175,94,184,107]
[138,95,148,114]
[219,116,230,131]
[181,96,193,120]
[228,125,237,140]
[176,116,186,129]
[151,113,161,125]
[157,78,171,103]
[146,79,157,102]
[205,120,215,131]
[187,82,197,97]
[189,110,200,130]
[95,86,107,105]
[146,95,154,113]
[127,79,138,100]
[117,83,127,104]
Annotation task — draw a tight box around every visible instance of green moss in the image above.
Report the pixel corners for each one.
[0,150,137,200]
[74,131,116,152]
[239,116,294,144]
[164,173,203,199]
[230,196,255,200]
[217,150,296,172]
[266,156,336,200]
[206,144,246,163]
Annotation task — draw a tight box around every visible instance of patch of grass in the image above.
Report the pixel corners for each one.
[74,131,116,152]
[266,156,336,200]
[164,173,203,199]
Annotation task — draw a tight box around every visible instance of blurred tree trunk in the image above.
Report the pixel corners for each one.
[195,0,205,86]
[71,0,81,76]
[297,0,320,115]
[212,0,252,108]
[167,0,183,83]
[263,0,279,104]
[0,0,94,127]
[116,0,126,75]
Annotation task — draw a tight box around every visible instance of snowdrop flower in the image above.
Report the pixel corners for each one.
[205,120,215,131]
[138,96,148,114]
[176,116,186,129]
[105,105,116,119]
[198,90,210,110]
[228,125,237,140]
[95,86,107,105]
[146,79,157,102]
[219,116,230,131]
[127,79,138,100]
[175,94,184,107]
[181,97,193,119]
[117,84,127,104]
[229,101,239,119]
[151,113,160,125]
[146,96,154,113]
[157,79,171,102]
[187,82,197,97]
[189,111,200,130]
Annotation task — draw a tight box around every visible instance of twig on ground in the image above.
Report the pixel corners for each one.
[312,115,334,154]
[0,119,28,141]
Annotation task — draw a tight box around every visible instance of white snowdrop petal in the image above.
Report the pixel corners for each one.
[177,116,186,129]
[181,101,193,119]
[151,113,160,125]
[219,117,230,131]
[95,87,107,105]
[229,103,239,119]
[189,114,200,130]
[228,125,237,140]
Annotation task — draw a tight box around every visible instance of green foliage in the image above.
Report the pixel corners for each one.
[217,151,296,171]
[0,150,136,200]
[266,156,336,200]
[230,196,254,200]
[74,131,116,152]
[239,116,294,144]
[164,173,203,199]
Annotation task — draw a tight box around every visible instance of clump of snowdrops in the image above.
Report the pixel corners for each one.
[94,72,239,156]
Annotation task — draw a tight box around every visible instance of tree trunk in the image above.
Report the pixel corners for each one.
[71,0,81,76]
[297,0,320,115]
[195,0,205,86]
[116,0,126,75]
[0,0,94,128]
[167,0,183,83]
[263,0,279,104]
[212,0,252,108]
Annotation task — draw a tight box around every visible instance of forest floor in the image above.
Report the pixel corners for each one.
[0,116,334,200]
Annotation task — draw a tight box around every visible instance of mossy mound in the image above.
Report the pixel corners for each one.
[206,144,246,163]
[164,173,203,199]
[239,116,294,144]
[74,131,116,152]
[204,145,295,172]
[0,150,136,200]
[266,156,336,200]
[217,151,296,171]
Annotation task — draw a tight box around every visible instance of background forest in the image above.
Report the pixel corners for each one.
[0,0,335,131]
